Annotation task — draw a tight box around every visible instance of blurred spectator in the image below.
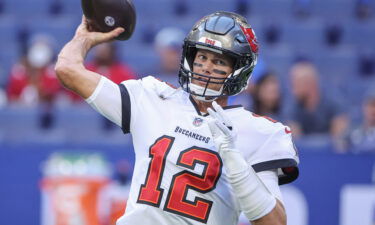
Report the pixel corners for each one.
[347,91,375,153]
[143,27,185,86]
[325,24,343,47]
[99,160,132,225]
[65,42,136,103]
[355,0,373,20]
[7,35,59,105]
[6,34,60,129]
[285,60,349,149]
[87,42,135,84]
[82,42,136,129]
[251,71,283,121]
[293,0,312,18]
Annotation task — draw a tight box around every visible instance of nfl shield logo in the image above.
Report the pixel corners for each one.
[193,117,203,127]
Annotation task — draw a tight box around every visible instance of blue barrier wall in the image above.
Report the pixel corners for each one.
[0,144,373,225]
[294,151,374,225]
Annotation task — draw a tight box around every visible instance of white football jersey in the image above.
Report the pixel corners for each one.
[86,76,299,225]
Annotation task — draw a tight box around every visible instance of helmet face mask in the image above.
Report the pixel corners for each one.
[178,11,258,101]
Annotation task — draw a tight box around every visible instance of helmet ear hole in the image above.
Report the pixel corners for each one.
[235,34,247,44]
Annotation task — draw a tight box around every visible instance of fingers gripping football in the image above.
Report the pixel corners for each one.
[74,16,124,48]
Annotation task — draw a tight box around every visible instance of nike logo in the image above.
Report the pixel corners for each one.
[285,127,292,134]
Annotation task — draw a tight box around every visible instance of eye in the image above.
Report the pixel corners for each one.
[213,59,227,66]
[197,54,207,61]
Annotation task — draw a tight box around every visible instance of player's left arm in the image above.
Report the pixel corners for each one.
[252,170,286,225]
[208,102,286,225]
[252,201,286,225]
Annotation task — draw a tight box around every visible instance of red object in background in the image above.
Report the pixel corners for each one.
[97,181,130,225]
[106,189,128,225]
[67,62,136,102]
[6,62,60,102]
[109,200,127,225]
[7,57,136,103]
[41,177,109,225]
[87,62,136,84]
[6,64,28,100]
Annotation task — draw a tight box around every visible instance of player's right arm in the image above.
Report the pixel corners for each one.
[55,16,124,99]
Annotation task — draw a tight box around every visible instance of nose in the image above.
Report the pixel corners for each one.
[200,61,213,75]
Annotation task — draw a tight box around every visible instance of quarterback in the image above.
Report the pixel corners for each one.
[55,11,299,225]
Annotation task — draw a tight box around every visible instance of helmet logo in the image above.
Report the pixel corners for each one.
[199,37,222,48]
[205,39,216,46]
[240,26,259,53]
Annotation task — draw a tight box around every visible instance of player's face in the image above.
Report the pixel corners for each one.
[192,49,234,91]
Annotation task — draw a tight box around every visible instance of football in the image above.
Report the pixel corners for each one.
[81,0,136,41]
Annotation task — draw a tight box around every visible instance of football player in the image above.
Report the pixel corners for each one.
[55,11,299,225]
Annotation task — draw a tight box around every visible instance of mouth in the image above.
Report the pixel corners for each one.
[192,76,209,86]
[196,80,208,86]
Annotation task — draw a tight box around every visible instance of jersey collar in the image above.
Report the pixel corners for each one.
[189,95,242,116]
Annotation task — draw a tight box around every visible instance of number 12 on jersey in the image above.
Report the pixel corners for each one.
[137,135,223,223]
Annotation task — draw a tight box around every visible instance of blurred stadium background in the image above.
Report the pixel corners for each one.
[0,0,375,225]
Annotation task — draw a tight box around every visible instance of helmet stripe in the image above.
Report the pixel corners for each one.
[240,26,259,53]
